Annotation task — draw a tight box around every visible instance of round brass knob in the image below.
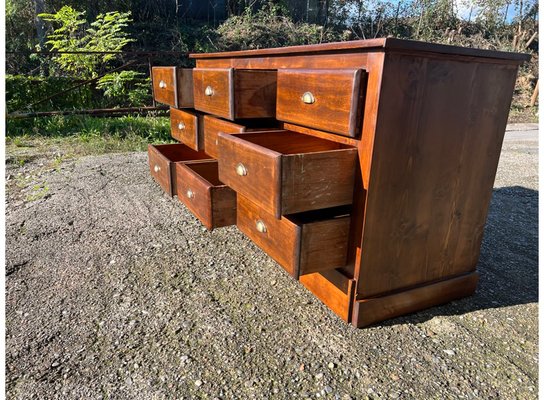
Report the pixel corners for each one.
[159,80,167,89]
[205,86,214,96]
[178,122,185,130]
[186,189,194,199]
[154,164,160,173]
[302,91,315,104]
[256,220,267,233]
[236,163,247,176]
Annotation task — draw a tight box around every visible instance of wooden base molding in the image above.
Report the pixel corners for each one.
[352,272,479,327]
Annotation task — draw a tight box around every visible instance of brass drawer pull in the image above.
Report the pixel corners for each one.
[302,91,315,104]
[154,164,161,173]
[236,163,248,176]
[178,122,185,130]
[205,86,214,96]
[159,80,167,89]
[186,189,194,199]
[256,220,267,233]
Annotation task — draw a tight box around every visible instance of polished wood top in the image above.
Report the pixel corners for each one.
[190,37,530,63]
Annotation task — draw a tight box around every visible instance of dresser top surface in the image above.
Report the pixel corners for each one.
[190,37,530,63]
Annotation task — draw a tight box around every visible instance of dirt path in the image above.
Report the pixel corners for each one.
[5,126,538,399]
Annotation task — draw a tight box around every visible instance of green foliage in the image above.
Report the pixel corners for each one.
[39,6,134,78]
[6,75,97,113]
[96,71,151,107]
[216,3,344,51]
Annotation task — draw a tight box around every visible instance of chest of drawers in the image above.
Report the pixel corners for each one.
[148,38,529,327]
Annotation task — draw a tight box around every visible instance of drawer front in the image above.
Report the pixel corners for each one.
[193,68,233,119]
[218,133,280,215]
[238,195,351,278]
[202,116,246,159]
[152,67,194,108]
[237,195,300,277]
[276,69,366,137]
[175,161,236,230]
[148,144,174,196]
[170,108,200,150]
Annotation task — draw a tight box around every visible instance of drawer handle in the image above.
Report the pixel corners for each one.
[236,163,247,176]
[159,80,167,89]
[205,86,214,96]
[186,189,194,199]
[154,164,161,173]
[256,220,267,233]
[178,122,185,130]
[302,91,315,104]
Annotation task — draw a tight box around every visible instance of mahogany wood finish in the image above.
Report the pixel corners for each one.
[175,161,237,230]
[276,69,367,137]
[145,39,529,327]
[152,67,194,108]
[170,108,204,150]
[193,68,277,120]
[218,130,357,217]
[147,143,212,196]
[237,195,351,278]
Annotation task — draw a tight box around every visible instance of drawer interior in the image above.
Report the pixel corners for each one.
[233,130,352,154]
[182,161,223,187]
[153,143,210,162]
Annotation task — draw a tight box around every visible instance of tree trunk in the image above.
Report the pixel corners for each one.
[34,0,46,48]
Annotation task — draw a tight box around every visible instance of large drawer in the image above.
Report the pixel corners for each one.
[202,115,279,159]
[175,161,236,230]
[193,68,277,120]
[237,194,351,279]
[276,69,366,137]
[218,130,357,217]
[152,67,194,108]
[147,144,211,196]
[170,108,204,151]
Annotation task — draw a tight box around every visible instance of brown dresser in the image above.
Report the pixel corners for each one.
[147,38,529,327]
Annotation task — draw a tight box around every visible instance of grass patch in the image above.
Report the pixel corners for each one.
[26,183,50,202]
[6,114,173,157]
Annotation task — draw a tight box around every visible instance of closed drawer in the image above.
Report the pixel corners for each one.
[175,161,236,230]
[152,67,194,108]
[193,68,277,120]
[276,69,367,137]
[170,108,204,151]
[148,144,211,196]
[237,194,351,278]
[218,130,357,217]
[202,115,279,159]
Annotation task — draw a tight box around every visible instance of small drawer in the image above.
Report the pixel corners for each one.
[276,69,367,137]
[175,161,237,230]
[152,67,194,108]
[170,108,204,151]
[193,68,277,120]
[218,130,357,217]
[148,144,211,196]
[237,194,351,279]
[202,115,279,159]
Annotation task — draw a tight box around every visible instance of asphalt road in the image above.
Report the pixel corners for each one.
[5,124,538,399]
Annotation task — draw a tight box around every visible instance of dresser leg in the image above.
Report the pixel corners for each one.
[351,272,479,328]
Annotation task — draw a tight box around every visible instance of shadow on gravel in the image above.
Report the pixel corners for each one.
[379,185,539,326]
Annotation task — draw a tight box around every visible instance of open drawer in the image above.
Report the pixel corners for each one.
[237,194,351,279]
[218,130,357,217]
[202,115,280,158]
[175,161,237,230]
[147,144,211,196]
[193,68,277,120]
[152,67,194,108]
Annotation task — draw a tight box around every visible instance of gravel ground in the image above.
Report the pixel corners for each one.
[5,124,538,399]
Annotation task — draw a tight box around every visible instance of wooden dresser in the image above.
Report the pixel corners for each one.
[147,38,529,327]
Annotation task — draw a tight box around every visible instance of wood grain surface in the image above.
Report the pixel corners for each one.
[152,67,194,108]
